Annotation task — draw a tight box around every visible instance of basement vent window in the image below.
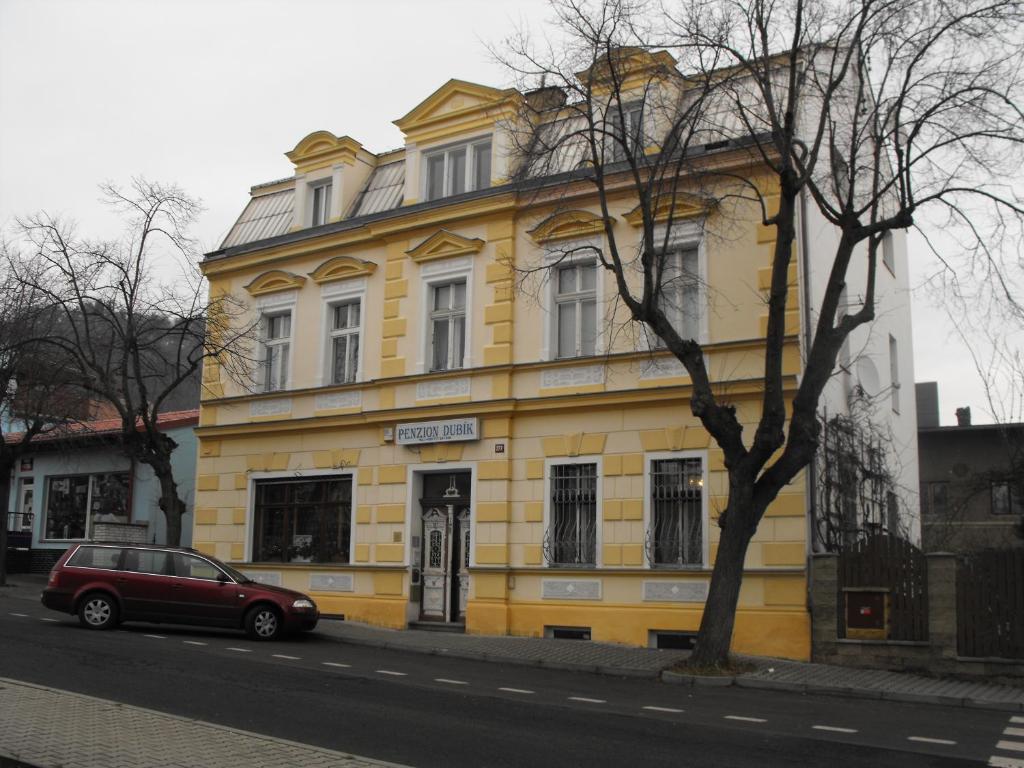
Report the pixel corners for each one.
[648,630,697,650]
[545,626,592,641]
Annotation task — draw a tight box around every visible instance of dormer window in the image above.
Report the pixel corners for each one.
[424,139,491,201]
[311,181,332,226]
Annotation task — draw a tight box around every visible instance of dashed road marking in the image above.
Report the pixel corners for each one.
[323,662,351,668]
[643,706,684,714]
[40,618,58,623]
[908,737,956,745]
[568,696,606,704]
[144,634,166,639]
[813,725,858,734]
[498,687,534,694]
[997,742,1024,753]
[990,757,1024,768]
[1013,717,1024,725]
[725,716,767,723]
[435,678,468,686]
[183,641,207,646]
[9,613,27,617]
[376,670,407,676]
[272,654,300,660]
[226,647,252,653]
[1007,728,1024,738]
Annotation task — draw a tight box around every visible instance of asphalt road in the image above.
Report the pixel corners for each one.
[0,604,1013,767]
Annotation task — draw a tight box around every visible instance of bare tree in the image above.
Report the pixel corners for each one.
[501,0,1024,665]
[6,179,256,547]
[0,261,84,584]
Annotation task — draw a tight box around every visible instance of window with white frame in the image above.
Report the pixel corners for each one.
[648,457,703,567]
[429,280,466,371]
[260,312,291,392]
[554,261,597,358]
[310,181,332,226]
[889,334,900,413]
[424,139,491,201]
[881,232,895,276]
[328,299,360,384]
[545,463,597,566]
[652,246,700,345]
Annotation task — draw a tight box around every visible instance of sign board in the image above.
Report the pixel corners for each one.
[396,417,479,446]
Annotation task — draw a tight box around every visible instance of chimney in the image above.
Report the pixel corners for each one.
[524,86,567,113]
[955,406,971,426]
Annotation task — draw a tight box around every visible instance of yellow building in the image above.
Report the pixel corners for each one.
[194,57,813,660]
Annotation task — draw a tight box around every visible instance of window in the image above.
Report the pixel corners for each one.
[610,101,645,162]
[328,300,360,384]
[429,280,466,371]
[991,482,1024,516]
[252,477,353,564]
[311,181,332,226]
[649,457,704,567]
[122,548,172,576]
[653,247,700,345]
[889,335,900,413]
[67,545,124,570]
[546,463,597,566]
[173,553,224,580]
[924,481,948,518]
[424,139,491,201]
[43,472,130,541]
[881,232,895,276]
[554,261,597,358]
[260,312,291,392]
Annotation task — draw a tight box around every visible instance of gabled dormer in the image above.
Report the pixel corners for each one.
[393,79,520,205]
[285,131,377,231]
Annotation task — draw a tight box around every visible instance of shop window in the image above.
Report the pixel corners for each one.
[545,463,597,566]
[648,457,704,567]
[43,472,131,541]
[252,476,353,564]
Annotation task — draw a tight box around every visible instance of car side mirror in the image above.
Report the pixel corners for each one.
[217,572,229,583]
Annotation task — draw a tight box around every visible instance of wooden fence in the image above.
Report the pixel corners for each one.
[838,533,929,641]
[957,549,1024,659]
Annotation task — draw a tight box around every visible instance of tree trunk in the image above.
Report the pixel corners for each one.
[153,461,186,547]
[690,481,759,667]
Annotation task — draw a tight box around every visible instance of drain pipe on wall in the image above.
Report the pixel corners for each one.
[797,187,819,625]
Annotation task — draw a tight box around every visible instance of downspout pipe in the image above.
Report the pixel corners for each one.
[798,188,819,626]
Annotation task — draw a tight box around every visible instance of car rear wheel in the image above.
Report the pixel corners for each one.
[245,604,282,640]
[78,593,118,630]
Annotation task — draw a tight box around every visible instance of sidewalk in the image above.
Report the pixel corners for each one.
[0,677,407,768]
[5,572,1024,712]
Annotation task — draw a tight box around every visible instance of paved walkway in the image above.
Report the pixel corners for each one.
[5,572,1024,711]
[0,677,407,768]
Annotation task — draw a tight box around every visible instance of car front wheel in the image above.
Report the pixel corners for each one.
[245,604,283,640]
[78,593,118,630]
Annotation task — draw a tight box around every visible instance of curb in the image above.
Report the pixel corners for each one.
[660,670,1024,711]
[316,629,669,680]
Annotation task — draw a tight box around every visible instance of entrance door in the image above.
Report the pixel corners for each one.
[419,473,471,623]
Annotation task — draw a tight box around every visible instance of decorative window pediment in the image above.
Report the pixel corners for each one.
[286,131,363,173]
[244,270,307,297]
[622,194,714,227]
[308,256,378,284]
[528,210,611,244]
[394,79,517,137]
[406,229,485,264]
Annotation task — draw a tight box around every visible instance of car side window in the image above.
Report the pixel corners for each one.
[126,549,172,576]
[67,546,124,570]
[174,553,223,581]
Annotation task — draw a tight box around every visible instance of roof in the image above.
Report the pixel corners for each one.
[6,409,199,446]
[221,189,295,249]
[347,160,405,218]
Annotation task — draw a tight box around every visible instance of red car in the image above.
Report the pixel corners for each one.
[41,543,319,640]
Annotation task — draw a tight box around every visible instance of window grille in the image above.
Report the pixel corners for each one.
[647,458,703,567]
[544,463,597,566]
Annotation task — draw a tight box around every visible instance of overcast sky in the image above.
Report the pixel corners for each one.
[0,0,993,425]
